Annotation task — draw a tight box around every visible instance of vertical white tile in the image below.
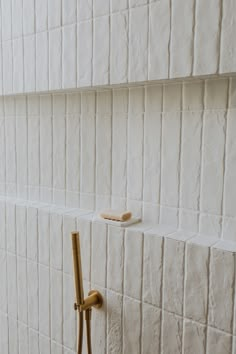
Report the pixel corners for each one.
[80,94,96,209]
[24,35,36,92]
[27,206,38,261]
[12,0,23,38]
[63,24,76,89]
[77,20,92,87]
[6,203,16,253]
[36,32,49,92]
[183,320,206,354]
[8,318,18,354]
[27,261,39,330]
[38,209,50,266]
[16,100,28,198]
[107,226,124,293]
[222,217,236,242]
[129,6,148,82]
[53,96,66,201]
[17,257,28,324]
[107,291,123,354]
[36,0,48,32]
[180,112,202,210]
[53,135,66,203]
[111,0,127,12]
[205,79,228,110]
[149,1,170,80]
[162,311,183,354]
[220,1,236,73]
[3,41,13,94]
[224,110,236,217]
[63,0,76,24]
[201,111,226,214]
[170,0,194,78]
[161,84,181,207]
[96,107,112,206]
[194,0,221,75]
[5,115,16,193]
[199,213,222,238]
[143,86,162,204]
[0,250,7,313]
[49,29,62,90]
[110,12,128,84]
[0,47,2,96]
[93,0,109,16]
[28,116,40,200]
[207,328,232,354]
[78,0,92,21]
[143,231,163,307]
[93,16,109,85]
[40,111,52,203]
[63,273,76,350]
[77,215,92,281]
[183,81,204,111]
[51,342,63,354]
[91,221,107,287]
[39,264,50,337]
[0,201,6,250]
[50,213,63,270]
[91,287,106,354]
[63,215,76,275]
[51,269,63,343]
[18,322,29,354]
[185,241,211,323]
[29,329,39,354]
[111,89,128,200]
[7,253,17,318]
[208,247,235,333]
[39,335,50,354]
[142,303,161,354]
[67,92,81,114]
[66,115,80,207]
[48,0,61,29]
[123,297,141,354]
[0,118,5,194]
[1,0,12,40]
[163,237,185,315]
[124,228,143,300]
[13,38,24,93]
[23,0,35,35]
[127,88,144,201]
[0,313,9,353]
[16,205,27,257]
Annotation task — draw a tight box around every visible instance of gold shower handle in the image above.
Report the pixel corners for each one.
[71,232,103,311]
[71,232,84,307]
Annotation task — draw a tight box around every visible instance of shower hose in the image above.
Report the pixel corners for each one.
[77,308,92,354]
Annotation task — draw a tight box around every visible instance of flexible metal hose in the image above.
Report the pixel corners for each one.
[85,309,92,354]
[77,311,84,354]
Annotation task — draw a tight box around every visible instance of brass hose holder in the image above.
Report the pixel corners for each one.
[74,290,103,313]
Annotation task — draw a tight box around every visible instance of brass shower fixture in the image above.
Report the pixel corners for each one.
[71,232,103,354]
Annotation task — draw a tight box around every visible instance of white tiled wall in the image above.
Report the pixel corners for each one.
[0,0,236,95]
[0,77,236,240]
[1,200,236,354]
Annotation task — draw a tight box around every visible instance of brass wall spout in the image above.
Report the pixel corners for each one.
[71,232,103,354]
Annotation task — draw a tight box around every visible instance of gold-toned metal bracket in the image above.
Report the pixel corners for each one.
[71,231,103,313]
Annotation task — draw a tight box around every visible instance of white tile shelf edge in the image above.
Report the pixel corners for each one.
[1,195,235,253]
